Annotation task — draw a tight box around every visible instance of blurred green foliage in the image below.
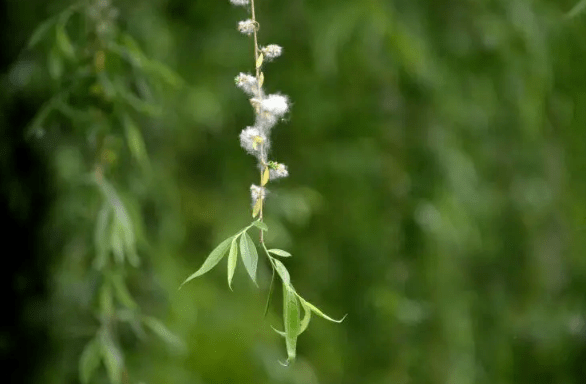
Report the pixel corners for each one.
[3,0,586,383]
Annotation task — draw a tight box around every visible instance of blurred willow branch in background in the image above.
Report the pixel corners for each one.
[567,0,586,18]
[25,1,184,383]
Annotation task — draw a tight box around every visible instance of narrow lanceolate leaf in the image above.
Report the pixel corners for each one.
[56,24,74,59]
[261,167,270,186]
[142,316,186,352]
[299,299,312,335]
[48,47,63,79]
[123,113,149,169]
[79,338,101,384]
[567,0,586,18]
[28,5,77,48]
[271,324,286,337]
[273,259,291,287]
[268,249,291,257]
[252,198,262,218]
[98,179,137,268]
[180,236,233,288]
[272,300,311,337]
[28,17,57,48]
[110,221,125,264]
[283,284,300,364]
[99,279,114,316]
[240,232,259,284]
[252,220,268,231]
[94,203,110,270]
[298,295,347,323]
[227,238,238,290]
[99,330,124,384]
[111,273,137,309]
[256,53,264,68]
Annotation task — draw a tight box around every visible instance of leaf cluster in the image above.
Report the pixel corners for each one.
[181,220,346,364]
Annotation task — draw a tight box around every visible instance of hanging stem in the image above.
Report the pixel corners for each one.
[261,241,277,317]
[264,266,275,318]
[250,0,260,83]
[250,0,267,244]
[258,144,267,244]
[251,0,275,316]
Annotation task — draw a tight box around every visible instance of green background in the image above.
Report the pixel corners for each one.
[2,0,586,383]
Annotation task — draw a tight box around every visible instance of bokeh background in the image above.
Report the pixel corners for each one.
[2,0,586,383]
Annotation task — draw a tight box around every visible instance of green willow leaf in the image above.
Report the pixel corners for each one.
[123,113,149,170]
[111,273,137,309]
[24,96,57,138]
[268,249,291,257]
[79,338,101,384]
[227,238,238,290]
[112,79,163,116]
[93,202,110,270]
[273,259,291,287]
[116,34,183,88]
[110,221,125,264]
[252,220,268,231]
[142,316,186,352]
[117,309,146,340]
[180,236,233,288]
[272,297,311,337]
[146,60,183,88]
[271,324,286,337]
[299,299,312,335]
[28,4,78,48]
[97,179,136,263]
[56,23,74,59]
[567,0,586,18]
[28,17,58,48]
[48,47,63,80]
[298,295,347,323]
[125,247,140,268]
[240,232,258,284]
[99,279,114,316]
[283,284,300,364]
[99,330,124,384]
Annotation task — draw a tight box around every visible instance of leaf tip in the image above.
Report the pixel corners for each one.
[270,325,286,337]
[178,277,192,290]
[279,356,295,366]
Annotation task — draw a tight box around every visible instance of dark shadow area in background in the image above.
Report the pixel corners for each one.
[0,1,53,381]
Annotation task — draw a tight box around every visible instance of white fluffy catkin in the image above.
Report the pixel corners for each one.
[238,20,256,35]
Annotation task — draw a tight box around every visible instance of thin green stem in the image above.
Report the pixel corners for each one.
[250,0,267,244]
[250,0,260,83]
[258,143,267,243]
[235,223,255,238]
[263,266,275,318]
[261,240,277,316]
[261,241,275,264]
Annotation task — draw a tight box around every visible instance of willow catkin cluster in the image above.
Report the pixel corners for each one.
[231,0,289,212]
